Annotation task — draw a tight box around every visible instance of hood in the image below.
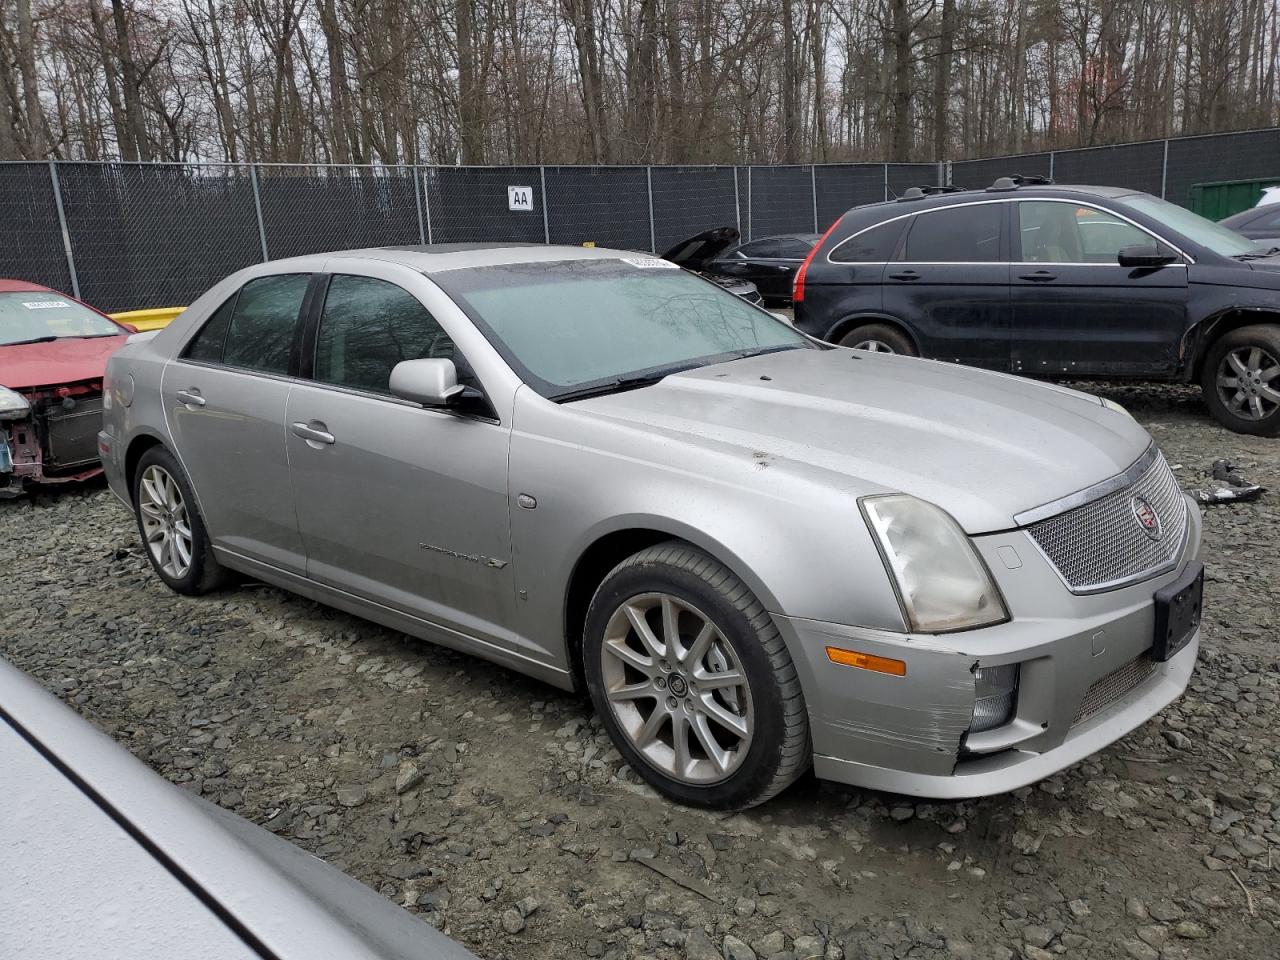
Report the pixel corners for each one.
[573,349,1153,534]
[0,334,128,391]
[661,226,739,270]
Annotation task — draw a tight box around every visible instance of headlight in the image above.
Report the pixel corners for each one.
[861,494,1009,632]
[0,386,31,421]
[1099,396,1133,419]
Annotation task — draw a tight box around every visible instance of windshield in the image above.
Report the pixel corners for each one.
[1120,195,1261,257]
[434,259,812,399]
[0,293,121,346]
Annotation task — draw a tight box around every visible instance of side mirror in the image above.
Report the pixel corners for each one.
[389,358,465,406]
[118,322,139,334]
[769,311,793,326]
[1117,244,1177,268]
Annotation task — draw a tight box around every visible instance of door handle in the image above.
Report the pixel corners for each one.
[290,421,335,445]
[1018,271,1057,282]
[175,389,206,407]
[887,270,920,281]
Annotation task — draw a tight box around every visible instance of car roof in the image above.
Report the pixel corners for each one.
[0,279,56,294]
[318,242,640,274]
[853,183,1142,216]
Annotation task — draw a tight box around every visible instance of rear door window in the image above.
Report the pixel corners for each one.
[737,240,782,259]
[775,238,815,259]
[829,219,907,263]
[903,204,1002,262]
[314,275,458,395]
[221,275,310,375]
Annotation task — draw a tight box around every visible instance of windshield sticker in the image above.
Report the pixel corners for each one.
[22,300,71,310]
[621,257,679,269]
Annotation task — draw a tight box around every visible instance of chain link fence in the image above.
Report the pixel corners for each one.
[1,127,1277,312]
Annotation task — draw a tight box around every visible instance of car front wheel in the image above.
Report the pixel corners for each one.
[1200,324,1280,436]
[583,541,809,809]
[132,446,232,595]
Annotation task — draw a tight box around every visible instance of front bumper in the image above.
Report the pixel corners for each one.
[777,495,1203,798]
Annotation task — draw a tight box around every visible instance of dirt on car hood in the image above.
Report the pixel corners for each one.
[0,335,128,390]
[574,348,1154,534]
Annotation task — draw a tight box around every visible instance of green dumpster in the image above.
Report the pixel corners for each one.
[1188,178,1280,220]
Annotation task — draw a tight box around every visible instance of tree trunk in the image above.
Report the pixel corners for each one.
[110,0,151,160]
[15,0,46,157]
[932,0,956,161]
[889,0,912,161]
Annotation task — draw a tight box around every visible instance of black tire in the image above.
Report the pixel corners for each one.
[131,446,232,595]
[583,541,809,809]
[837,321,917,355]
[1199,323,1280,436]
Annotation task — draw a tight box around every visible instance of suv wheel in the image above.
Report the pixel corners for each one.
[1200,324,1280,436]
[583,541,809,809]
[132,446,232,595]
[837,322,917,355]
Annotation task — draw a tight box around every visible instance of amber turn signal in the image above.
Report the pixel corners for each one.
[825,646,906,676]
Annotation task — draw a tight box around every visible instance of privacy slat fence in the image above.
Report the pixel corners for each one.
[2,127,1277,312]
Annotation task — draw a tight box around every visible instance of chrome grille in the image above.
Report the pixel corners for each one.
[1072,654,1158,726]
[1027,451,1187,593]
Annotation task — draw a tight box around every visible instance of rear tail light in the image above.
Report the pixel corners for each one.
[971,663,1019,733]
[792,216,842,303]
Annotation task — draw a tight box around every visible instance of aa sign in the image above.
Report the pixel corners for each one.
[508,186,534,211]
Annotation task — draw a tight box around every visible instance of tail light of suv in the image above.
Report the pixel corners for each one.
[793,217,842,304]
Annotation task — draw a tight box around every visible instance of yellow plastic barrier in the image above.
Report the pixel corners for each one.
[109,306,186,331]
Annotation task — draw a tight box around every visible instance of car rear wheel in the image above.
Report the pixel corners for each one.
[583,541,809,809]
[1200,324,1280,436]
[837,322,917,356]
[132,446,232,595]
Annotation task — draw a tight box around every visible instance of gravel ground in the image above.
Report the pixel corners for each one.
[2,381,1277,960]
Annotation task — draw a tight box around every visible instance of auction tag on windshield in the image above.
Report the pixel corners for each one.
[22,300,70,310]
[621,257,678,269]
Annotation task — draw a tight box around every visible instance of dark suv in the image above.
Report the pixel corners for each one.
[792,178,1280,435]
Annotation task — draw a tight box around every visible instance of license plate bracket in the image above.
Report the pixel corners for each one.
[1152,561,1204,663]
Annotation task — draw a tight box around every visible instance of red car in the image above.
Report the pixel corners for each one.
[0,280,134,495]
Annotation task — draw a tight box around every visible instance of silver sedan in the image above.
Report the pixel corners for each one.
[99,245,1203,808]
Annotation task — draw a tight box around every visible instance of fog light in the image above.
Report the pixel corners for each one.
[971,663,1019,733]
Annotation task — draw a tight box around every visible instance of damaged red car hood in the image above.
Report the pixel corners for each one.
[0,335,129,390]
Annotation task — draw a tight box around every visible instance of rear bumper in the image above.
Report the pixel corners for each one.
[776,496,1203,798]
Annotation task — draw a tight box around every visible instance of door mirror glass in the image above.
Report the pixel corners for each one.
[1117,244,1178,268]
[389,358,465,406]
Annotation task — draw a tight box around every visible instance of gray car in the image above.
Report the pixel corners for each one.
[0,655,478,960]
[99,244,1204,809]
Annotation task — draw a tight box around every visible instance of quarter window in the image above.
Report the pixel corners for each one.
[829,219,906,263]
[1018,201,1153,263]
[222,274,309,375]
[314,275,457,395]
[903,204,1002,262]
[182,295,236,362]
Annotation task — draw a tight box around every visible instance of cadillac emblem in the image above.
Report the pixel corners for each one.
[1131,496,1162,540]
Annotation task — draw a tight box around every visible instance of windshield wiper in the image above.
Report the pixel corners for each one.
[724,343,809,362]
[1232,247,1280,260]
[3,335,58,346]
[552,372,673,403]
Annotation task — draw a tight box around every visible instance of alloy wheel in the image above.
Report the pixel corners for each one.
[138,464,193,579]
[1216,345,1280,421]
[600,592,754,784]
[852,338,895,353]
